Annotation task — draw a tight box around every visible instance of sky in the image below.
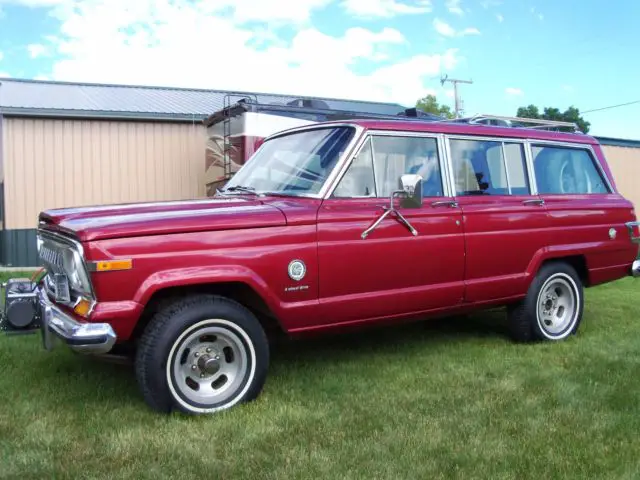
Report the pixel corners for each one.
[0,0,638,139]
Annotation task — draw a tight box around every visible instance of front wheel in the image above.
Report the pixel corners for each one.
[508,262,584,342]
[135,295,269,415]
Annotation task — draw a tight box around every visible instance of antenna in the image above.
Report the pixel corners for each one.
[440,75,473,118]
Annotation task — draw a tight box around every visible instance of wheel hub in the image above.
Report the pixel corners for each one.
[197,353,221,376]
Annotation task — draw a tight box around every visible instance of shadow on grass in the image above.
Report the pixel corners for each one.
[18,308,510,413]
[271,307,510,363]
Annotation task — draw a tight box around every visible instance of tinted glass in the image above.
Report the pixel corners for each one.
[451,139,530,195]
[532,145,609,194]
[333,138,376,198]
[333,135,443,198]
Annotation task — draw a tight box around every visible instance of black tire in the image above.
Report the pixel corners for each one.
[508,262,584,343]
[135,295,269,415]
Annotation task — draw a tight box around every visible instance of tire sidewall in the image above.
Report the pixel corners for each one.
[144,298,268,415]
[530,265,583,341]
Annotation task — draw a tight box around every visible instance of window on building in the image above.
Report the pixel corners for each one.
[532,145,610,195]
[333,135,443,198]
[450,138,530,196]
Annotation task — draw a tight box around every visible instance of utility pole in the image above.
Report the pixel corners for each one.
[440,75,473,118]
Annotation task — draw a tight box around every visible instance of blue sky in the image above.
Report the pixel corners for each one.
[0,0,638,139]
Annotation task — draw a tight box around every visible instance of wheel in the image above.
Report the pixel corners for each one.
[508,262,584,342]
[135,295,269,415]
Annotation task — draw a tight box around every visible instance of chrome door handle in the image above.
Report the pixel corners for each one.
[431,200,458,208]
[522,199,545,206]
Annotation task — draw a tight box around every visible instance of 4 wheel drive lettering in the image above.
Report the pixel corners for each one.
[3,118,639,416]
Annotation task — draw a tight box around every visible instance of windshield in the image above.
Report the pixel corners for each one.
[222,126,355,196]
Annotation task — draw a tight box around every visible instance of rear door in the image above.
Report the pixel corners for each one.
[446,136,550,302]
[313,132,466,328]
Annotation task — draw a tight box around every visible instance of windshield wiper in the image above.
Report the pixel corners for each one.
[222,185,258,195]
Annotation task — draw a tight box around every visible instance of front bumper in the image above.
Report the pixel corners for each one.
[39,287,117,354]
[632,260,640,278]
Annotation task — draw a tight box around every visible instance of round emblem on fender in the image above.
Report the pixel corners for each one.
[609,228,617,240]
[288,260,306,281]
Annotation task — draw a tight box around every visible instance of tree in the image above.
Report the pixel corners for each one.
[516,104,591,133]
[416,95,455,119]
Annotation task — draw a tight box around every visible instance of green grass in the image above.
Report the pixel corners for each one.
[1,272,640,479]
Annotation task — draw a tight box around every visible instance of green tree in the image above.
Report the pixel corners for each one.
[516,104,591,133]
[416,94,455,119]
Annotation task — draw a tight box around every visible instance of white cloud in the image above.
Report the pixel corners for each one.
[434,18,456,37]
[34,74,50,80]
[342,0,432,18]
[38,0,459,107]
[496,13,504,22]
[0,72,11,77]
[446,0,463,15]
[505,87,523,96]
[28,43,48,58]
[538,13,544,20]
[433,18,480,37]
[0,0,66,6]
[0,51,4,62]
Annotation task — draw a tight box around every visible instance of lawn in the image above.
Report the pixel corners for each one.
[1,271,639,479]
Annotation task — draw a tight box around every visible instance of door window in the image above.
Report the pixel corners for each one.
[333,135,443,198]
[450,139,530,196]
[531,145,610,194]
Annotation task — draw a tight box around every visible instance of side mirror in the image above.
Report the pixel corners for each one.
[398,174,423,208]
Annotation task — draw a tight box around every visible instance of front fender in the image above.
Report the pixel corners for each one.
[133,265,282,315]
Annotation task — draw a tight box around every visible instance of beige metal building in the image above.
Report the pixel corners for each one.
[1,78,639,266]
[0,78,407,266]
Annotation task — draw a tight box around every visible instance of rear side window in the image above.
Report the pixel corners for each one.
[450,139,530,196]
[532,145,610,195]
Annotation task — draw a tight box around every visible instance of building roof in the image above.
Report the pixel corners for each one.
[0,77,407,122]
[594,136,640,148]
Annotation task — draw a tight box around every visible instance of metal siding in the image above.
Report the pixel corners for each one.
[1,229,39,267]
[4,117,206,230]
[602,144,640,208]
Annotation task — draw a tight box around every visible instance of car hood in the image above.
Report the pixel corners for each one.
[38,197,287,242]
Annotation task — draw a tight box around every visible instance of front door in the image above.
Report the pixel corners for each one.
[313,133,466,329]
[447,136,550,302]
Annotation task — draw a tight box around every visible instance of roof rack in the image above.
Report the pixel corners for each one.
[449,114,581,133]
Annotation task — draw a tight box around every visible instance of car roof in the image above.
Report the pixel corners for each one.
[311,118,599,145]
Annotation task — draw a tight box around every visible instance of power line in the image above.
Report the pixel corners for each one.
[582,100,640,114]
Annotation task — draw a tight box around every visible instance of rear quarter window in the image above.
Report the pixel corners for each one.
[532,145,610,195]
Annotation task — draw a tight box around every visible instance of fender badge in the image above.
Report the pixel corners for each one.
[609,228,617,240]
[288,260,306,281]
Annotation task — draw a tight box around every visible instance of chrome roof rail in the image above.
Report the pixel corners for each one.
[447,114,581,133]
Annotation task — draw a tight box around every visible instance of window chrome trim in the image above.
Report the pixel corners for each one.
[526,140,614,195]
[323,129,452,199]
[524,141,539,195]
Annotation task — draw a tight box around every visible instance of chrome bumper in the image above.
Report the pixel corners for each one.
[39,288,116,354]
[632,260,640,278]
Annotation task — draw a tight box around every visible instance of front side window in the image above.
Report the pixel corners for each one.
[450,138,530,196]
[223,126,355,196]
[532,145,609,195]
[333,135,443,198]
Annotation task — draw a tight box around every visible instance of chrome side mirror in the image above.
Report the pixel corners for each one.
[398,174,423,209]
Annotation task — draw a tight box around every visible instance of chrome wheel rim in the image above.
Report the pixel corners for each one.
[536,274,578,337]
[168,320,251,409]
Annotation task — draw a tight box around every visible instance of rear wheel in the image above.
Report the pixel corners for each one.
[508,262,584,342]
[135,295,269,415]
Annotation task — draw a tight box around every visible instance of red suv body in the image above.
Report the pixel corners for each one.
[4,118,640,415]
